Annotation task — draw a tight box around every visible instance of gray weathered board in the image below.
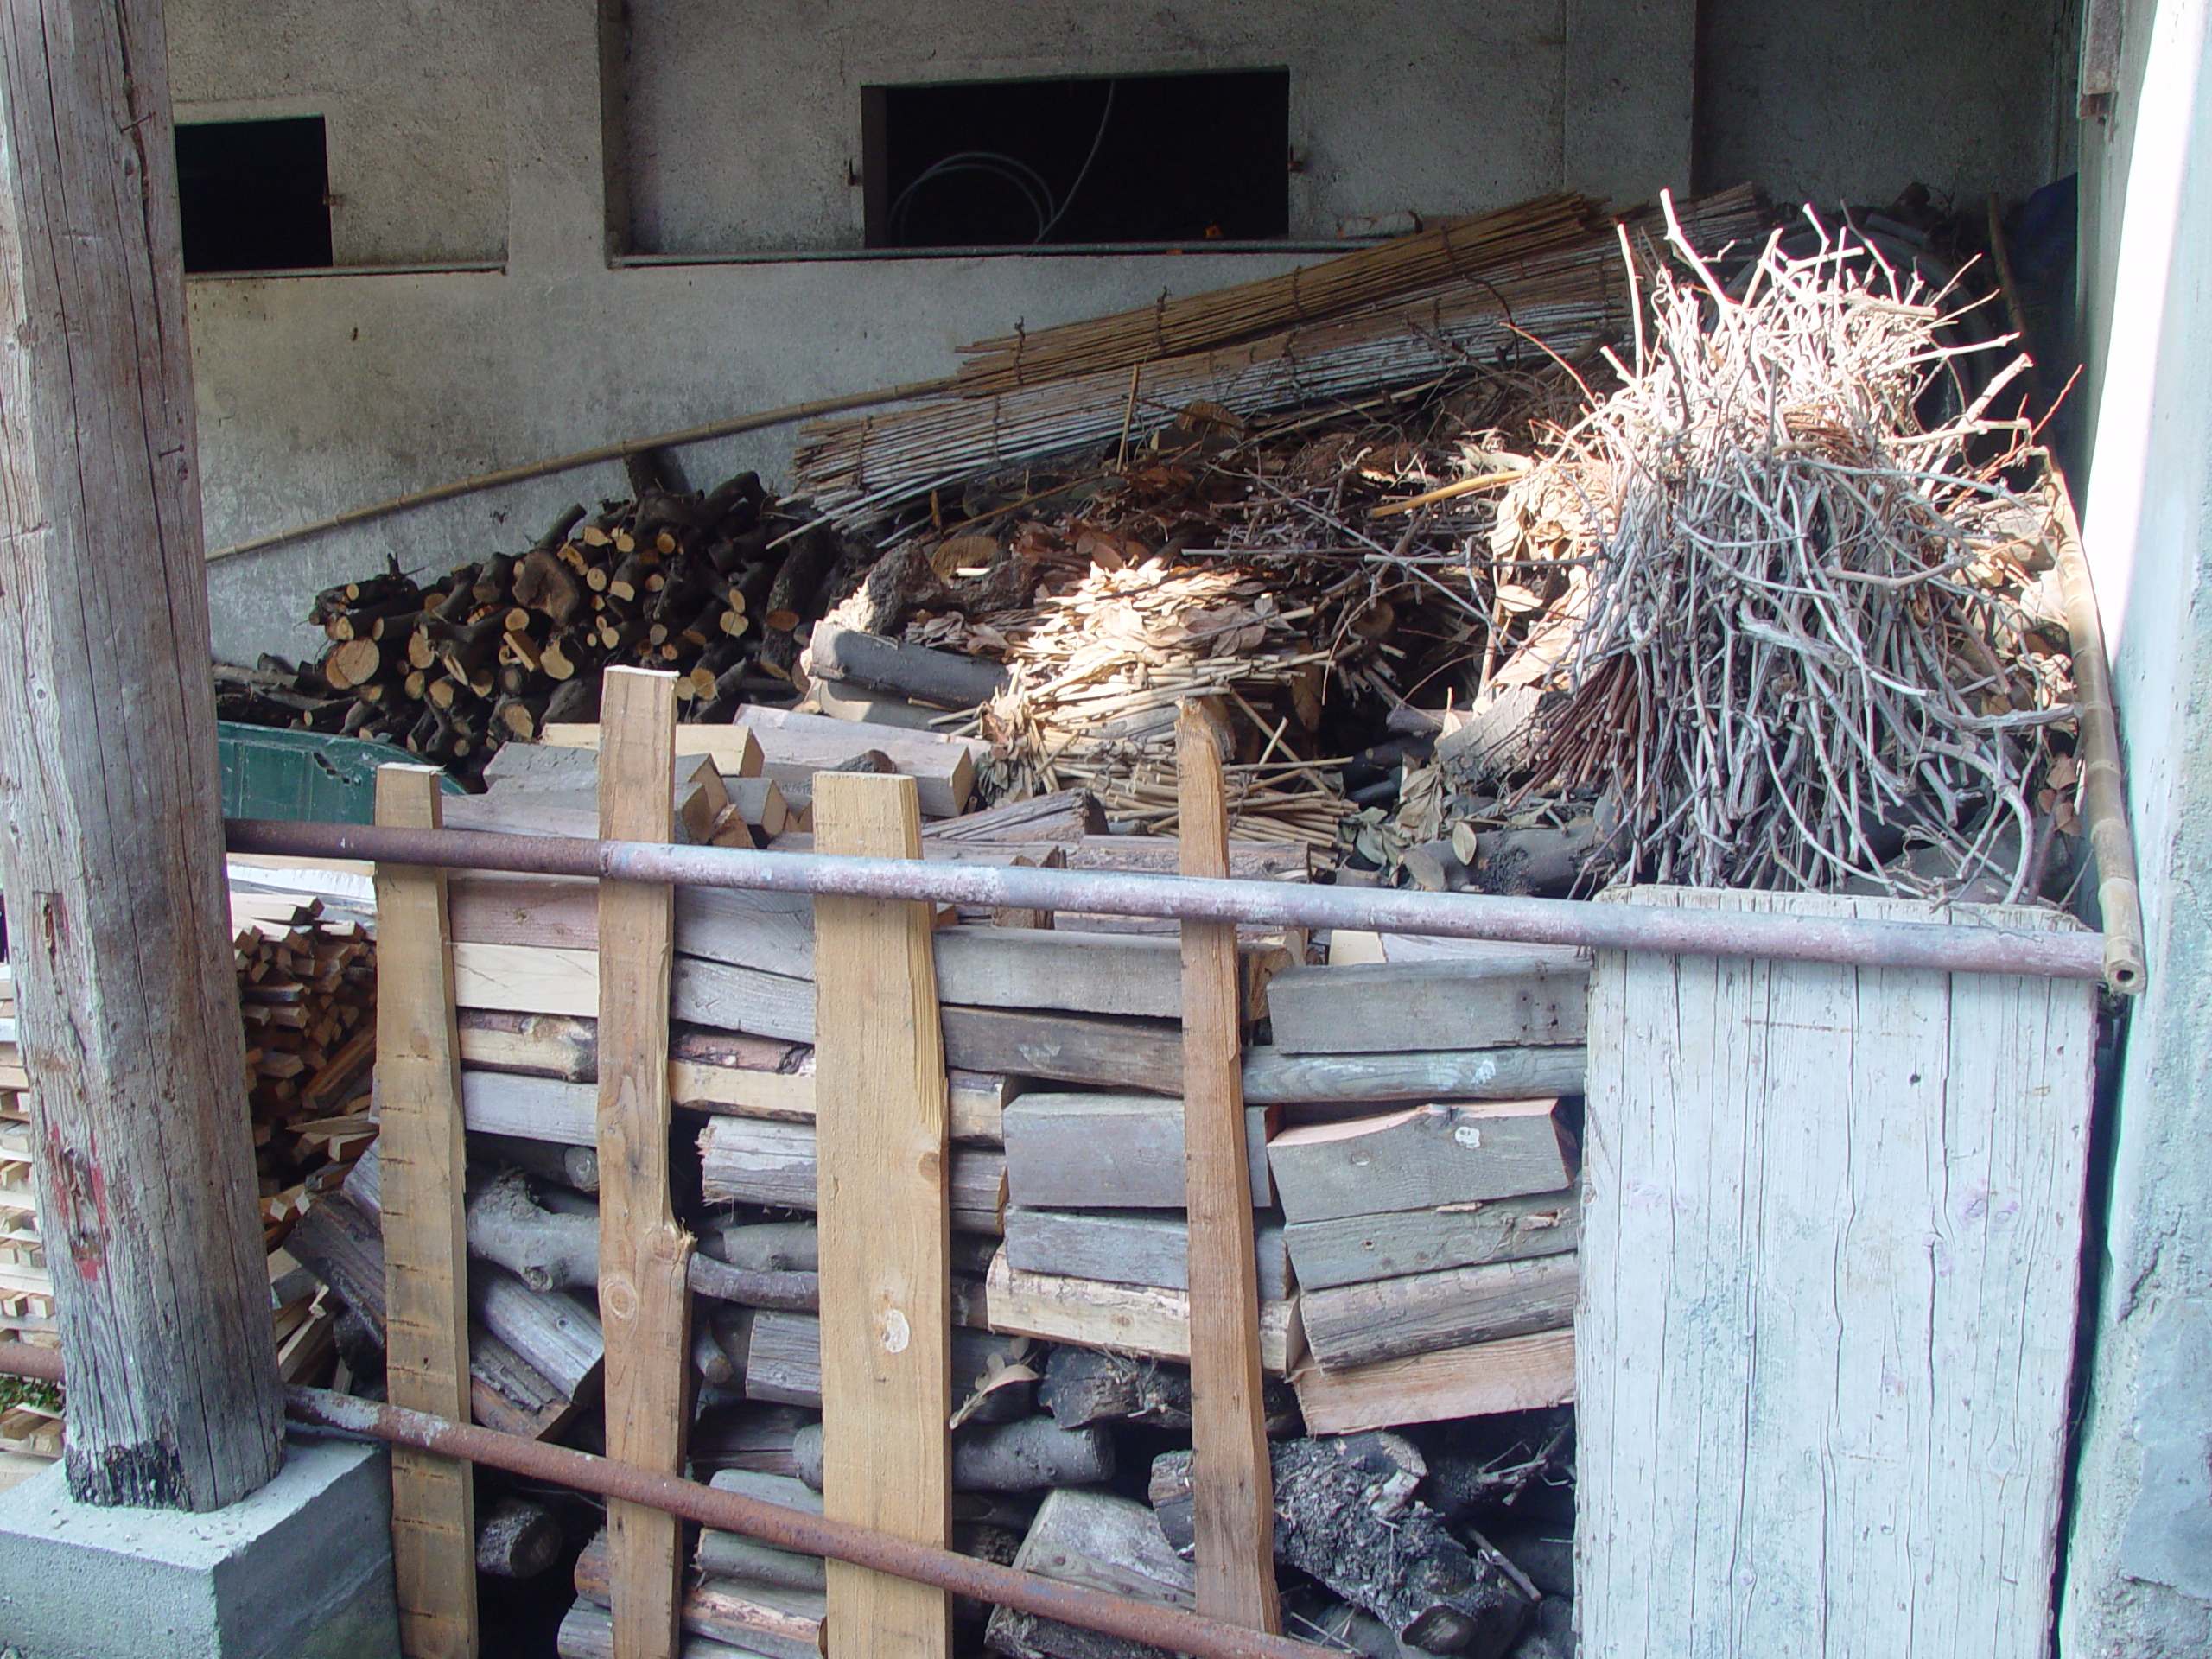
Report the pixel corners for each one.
[1002,1093,1273,1209]
[1265,1099,1571,1223]
[1268,958,1588,1054]
[1299,1253,1578,1371]
[1002,1208,1293,1300]
[1579,888,2098,1659]
[1283,1189,1580,1290]
[697,1116,1007,1234]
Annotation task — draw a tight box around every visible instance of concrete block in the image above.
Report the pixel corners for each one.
[0,1430,399,1659]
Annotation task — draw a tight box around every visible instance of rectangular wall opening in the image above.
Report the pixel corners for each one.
[175,116,334,274]
[862,68,1289,250]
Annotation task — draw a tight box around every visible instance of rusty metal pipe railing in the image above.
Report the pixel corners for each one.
[0,1342,1326,1659]
[227,817,2115,985]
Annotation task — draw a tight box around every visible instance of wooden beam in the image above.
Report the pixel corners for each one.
[594,670,692,1659]
[1287,1330,1577,1436]
[374,766,479,1656]
[1175,705,1280,1633]
[811,772,953,1659]
[0,0,286,1510]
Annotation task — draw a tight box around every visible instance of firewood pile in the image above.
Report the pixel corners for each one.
[253,453,882,784]
[239,725,1590,1655]
[237,901,378,1241]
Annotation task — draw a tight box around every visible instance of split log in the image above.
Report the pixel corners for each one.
[743,1313,1027,1412]
[475,1131,600,1194]
[690,1402,816,1479]
[983,1250,1297,1376]
[924,790,1105,845]
[1267,960,1587,1055]
[1241,1045,1586,1107]
[806,620,1009,709]
[574,1529,825,1659]
[1265,1101,1574,1223]
[982,1489,1194,1659]
[1001,1094,1272,1209]
[469,1262,603,1401]
[466,1168,598,1291]
[1003,1208,1292,1300]
[1300,1255,1579,1371]
[1283,1190,1579,1290]
[1149,1435,1535,1657]
[456,1009,598,1079]
[1288,1330,1577,1436]
[461,1069,598,1143]
[734,704,980,817]
[1038,1348,1299,1435]
[697,1116,1007,1234]
[789,1415,1113,1494]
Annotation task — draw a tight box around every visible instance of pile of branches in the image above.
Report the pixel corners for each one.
[1471,202,2076,899]
[843,368,1592,848]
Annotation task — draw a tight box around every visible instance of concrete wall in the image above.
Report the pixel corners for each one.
[1696,0,2077,207]
[169,0,510,266]
[629,0,1563,252]
[2059,1,2212,1651]
[174,0,2065,666]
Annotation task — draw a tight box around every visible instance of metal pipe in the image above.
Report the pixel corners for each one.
[2047,468,2149,995]
[0,1344,1325,1659]
[228,817,2110,982]
[203,374,955,563]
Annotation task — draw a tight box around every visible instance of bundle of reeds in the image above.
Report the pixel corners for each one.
[791,189,1766,535]
[956,193,1608,395]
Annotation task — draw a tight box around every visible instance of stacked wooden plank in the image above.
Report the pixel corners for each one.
[1262,942,1586,1436]
[233,901,379,1241]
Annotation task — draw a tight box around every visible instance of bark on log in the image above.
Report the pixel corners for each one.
[478,1494,565,1579]
[0,0,293,1493]
[466,1167,600,1291]
[1149,1436,1534,1657]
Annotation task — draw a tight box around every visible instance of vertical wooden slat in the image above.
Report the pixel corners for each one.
[374,764,478,1658]
[1176,704,1281,1631]
[595,669,691,1659]
[1579,887,2098,1658]
[814,772,953,1659]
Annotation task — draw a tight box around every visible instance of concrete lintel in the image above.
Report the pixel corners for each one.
[0,1430,400,1659]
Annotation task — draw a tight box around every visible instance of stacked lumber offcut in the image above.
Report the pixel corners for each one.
[253,724,1582,1656]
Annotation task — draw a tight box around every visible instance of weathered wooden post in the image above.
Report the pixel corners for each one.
[0,0,285,1507]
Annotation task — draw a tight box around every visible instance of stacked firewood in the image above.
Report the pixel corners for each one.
[238,901,378,1240]
[297,454,874,783]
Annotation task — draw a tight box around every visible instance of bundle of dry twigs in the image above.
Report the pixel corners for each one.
[974,559,1344,845]
[1510,200,2075,899]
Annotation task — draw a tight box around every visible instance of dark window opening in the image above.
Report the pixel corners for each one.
[175,117,333,274]
[863,69,1288,249]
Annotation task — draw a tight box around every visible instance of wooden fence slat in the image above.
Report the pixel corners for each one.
[813,772,953,1659]
[1579,887,2097,1659]
[1176,706,1281,1632]
[374,765,479,1658]
[595,670,691,1659]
